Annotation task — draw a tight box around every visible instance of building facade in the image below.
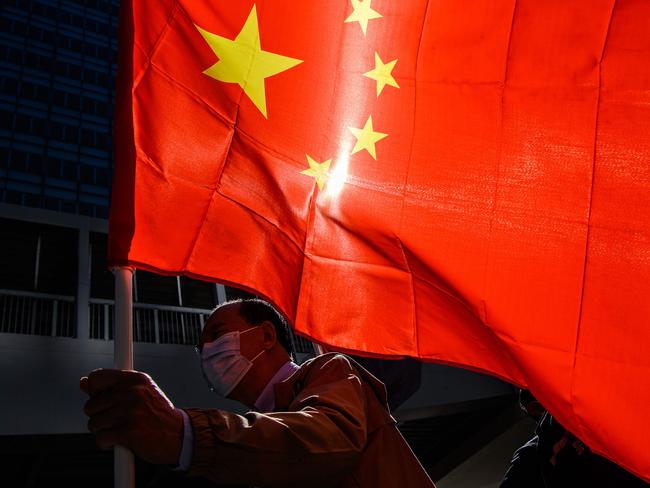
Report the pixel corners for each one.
[1,0,117,218]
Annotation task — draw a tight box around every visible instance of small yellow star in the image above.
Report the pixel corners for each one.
[195,5,302,118]
[364,52,399,97]
[301,155,332,190]
[344,0,382,36]
[349,116,388,160]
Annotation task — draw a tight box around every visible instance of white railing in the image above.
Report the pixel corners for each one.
[90,299,314,353]
[0,288,75,337]
[0,290,314,353]
[89,299,209,346]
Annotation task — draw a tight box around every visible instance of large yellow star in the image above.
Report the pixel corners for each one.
[349,116,388,160]
[344,0,382,36]
[364,52,399,97]
[301,155,331,190]
[195,5,302,118]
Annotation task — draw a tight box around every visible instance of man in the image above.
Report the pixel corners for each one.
[81,298,435,487]
[501,391,646,488]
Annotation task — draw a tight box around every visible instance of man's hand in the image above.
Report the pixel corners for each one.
[80,369,184,466]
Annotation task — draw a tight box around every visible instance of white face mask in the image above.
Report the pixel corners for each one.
[200,326,265,397]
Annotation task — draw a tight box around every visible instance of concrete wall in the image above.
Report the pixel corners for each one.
[396,363,514,420]
[0,332,514,435]
[437,416,537,488]
[0,333,245,435]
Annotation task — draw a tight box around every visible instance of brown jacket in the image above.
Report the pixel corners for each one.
[184,353,435,487]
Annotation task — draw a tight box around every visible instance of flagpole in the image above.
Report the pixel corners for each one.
[113,266,135,488]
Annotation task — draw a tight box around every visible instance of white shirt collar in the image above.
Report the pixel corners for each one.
[254,361,299,412]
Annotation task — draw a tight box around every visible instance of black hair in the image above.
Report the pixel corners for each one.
[216,298,293,358]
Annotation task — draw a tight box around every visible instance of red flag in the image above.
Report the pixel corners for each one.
[109,0,650,480]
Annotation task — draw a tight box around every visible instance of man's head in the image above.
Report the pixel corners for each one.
[518,389,545,421]
[198,299,293,406]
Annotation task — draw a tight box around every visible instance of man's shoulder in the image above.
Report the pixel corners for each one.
[294,353,388,401]
[279,353,360,393]
[297,352,358,378]
[271,353,359,410]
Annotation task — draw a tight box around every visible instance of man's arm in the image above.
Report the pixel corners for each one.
[81,355,368,485]
[184,354,368,486]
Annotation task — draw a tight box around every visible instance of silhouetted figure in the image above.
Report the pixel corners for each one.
[501,390,647,488]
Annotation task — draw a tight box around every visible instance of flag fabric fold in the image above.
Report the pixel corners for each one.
[109,0,650,480]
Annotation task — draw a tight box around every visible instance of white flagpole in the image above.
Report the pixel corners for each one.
[113,267,135,488]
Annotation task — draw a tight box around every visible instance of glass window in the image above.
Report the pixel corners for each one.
[0,110,12,130]
[136,270,179,306]
[19,82,33,99]
[43,196,59,211]
[15,114,30,132]
[1,77,19,96]
[70,38,82,52]
[53,90,66,106]
[225,286,256,301]
[24,52,39,70]
[27,153,43,175]
[180,276,216,309]
[24,193,42,207]
[12,19,27,36]
[10,151,27,171]
[37,224,77,295]
[42,29,55,45]
[96,131,109,149]
[5,190,22,205]
[69,64,81,79]
[95,167,109,186]
[96,205,108,219]
[50,122,64,141]
[7,46,22,64]
[45,157,61,178]
[82,97,94,113]
[0,218,38,291]
[61,160,77,180]
[64,125,79,144]
[31,117,47,137]
[61,200,76,213]
[82,67,95,83]
[67,93,81,111]
[33,85,49,103]
[0,148,9,169]
[81,128,94,146]
[95,100,108,116]
[79,164,93,183]
[90,231,115,299]
[54,61,67,77]
[0,218,77,295]
[79,202,93,216]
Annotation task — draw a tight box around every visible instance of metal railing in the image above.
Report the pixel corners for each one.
[0,289,314,353]
[0,288,75,337]
[289,331,315,355]
[89,298,314,353]
[89,299,208,346]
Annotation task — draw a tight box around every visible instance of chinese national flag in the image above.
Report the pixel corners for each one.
[109,0,650,480]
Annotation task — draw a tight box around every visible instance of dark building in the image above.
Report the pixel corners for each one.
[1,0,117,219]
